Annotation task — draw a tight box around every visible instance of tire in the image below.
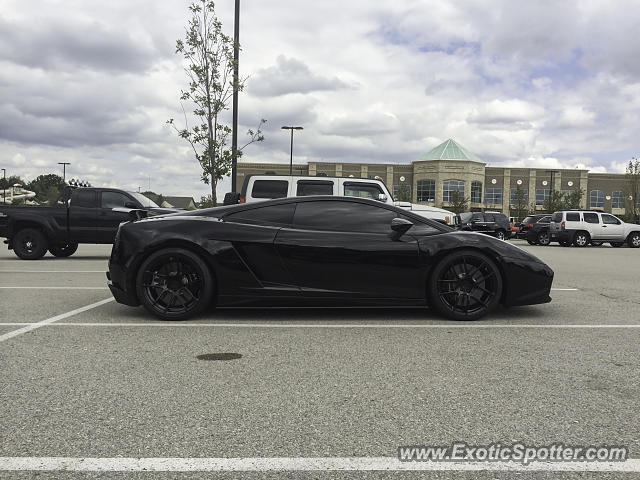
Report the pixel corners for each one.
[590,241,603,247]
[537,231,551,246]
[573,231,589,247]
[627,233,640,248]
[526,239,537,245]
[136,248,214,320]
[495,229,506,241]
[49,242,78,257]
[13,228,48,260]
[610,242,624,248]
[427,250,503,321]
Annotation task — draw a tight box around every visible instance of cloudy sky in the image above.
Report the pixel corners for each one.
[1,0,639,199]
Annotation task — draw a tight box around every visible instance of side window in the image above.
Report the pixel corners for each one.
[602,214,621,225]
[583,212,600,224]
[566,212,580,221]
[343,182,384,201]
[101,191,134,209]
[225,203,295,227]
[71,190,97,208]
[293,201,397,234]
[540,216,551,223]
[251,180,288,199]
[471,213,484,222]
[552,212,564,222]
[296,181,333,196]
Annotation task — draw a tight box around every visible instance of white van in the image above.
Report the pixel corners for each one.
[226,174,455,225]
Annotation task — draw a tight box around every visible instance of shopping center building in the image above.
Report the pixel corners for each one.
[237,139,632,216]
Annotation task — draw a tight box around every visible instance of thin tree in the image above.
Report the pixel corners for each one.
[168,0,265,205]
[447,190,469,214]
[512,185,528,221]
[625,158,640,220]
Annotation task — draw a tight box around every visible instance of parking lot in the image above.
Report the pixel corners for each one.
[0,240,639,479]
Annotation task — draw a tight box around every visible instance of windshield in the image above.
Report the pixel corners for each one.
[459,212,473,223]
[128,192,159,208]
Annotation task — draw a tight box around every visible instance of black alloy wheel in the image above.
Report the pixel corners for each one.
[49,242,79,257]
[136,248,214,320]
[428,250,503,321]
[13,228,48,260]
[495,230,506,241]
[627,233,640,248]
[573,231,589,247]
[537,231,551,246]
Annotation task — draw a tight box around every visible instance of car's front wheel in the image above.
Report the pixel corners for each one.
[627,232,640,248]
[495,229,506,241]
[13,228,48,260]
[49,242,78,257]
[136,248,214,320]
[428,250,503,321]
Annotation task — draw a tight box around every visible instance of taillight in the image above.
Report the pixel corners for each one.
[561,221,566,230]
[239,197,246,203]
[526,223,533,228]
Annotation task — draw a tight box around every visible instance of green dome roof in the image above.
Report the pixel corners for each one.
[421,139,484,163]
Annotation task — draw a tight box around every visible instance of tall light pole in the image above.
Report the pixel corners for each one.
[58,162,71,183]
[1,168,5,204]
[281,126,303,175]
[230,0,240,193]
[546,170,559,213]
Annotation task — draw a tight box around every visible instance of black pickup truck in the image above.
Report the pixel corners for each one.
[0,187,178,259]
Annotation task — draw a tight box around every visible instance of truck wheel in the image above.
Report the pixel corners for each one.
[49,243,79,257]
[627,232,640,248]
[537,231,550,246]
[13,228,48,260]
[495,229,506,241]
[573,231,589,247]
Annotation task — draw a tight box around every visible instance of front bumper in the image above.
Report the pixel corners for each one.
[501,259,554,307]
[106,271,139,307]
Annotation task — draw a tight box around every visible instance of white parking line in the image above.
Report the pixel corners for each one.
[0,457,637,472]
[0,298,114,343]
[551,288,579,291]
[0,286,109,290]
[1,322,639,329]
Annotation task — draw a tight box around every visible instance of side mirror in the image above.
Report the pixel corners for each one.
[377,193,388,202]
[223,192,241,206]
[390,217,413,240]
[124,201,138,209]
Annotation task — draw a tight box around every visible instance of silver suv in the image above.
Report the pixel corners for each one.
[549,210,640,248]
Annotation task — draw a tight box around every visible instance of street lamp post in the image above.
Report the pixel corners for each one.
[58,162,71,183]
[546,170,559,213]
[281,126,303,175]
[1,168,5,204]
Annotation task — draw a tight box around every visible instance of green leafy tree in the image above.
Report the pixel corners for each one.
[168,0,265,205]
[26,174,64,204]
[199,194,216,208]
[395,184,411,202]
[512,185,528,221]
[625,158,640,219]
[562,188,584,210]
[543,190,565,214]
[0,175,25,190]
[447,190,469,214]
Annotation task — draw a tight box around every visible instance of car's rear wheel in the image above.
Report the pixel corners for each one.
[573,231,589,247]
[627,232,640,248]
[49,242,78,257]
[136,248,214,320]
[590,241,603,247]
[495,229,506,241]
[537,231,550,246]
[428,250,503,321]
[610,242,624,248]
[13,228,48,260]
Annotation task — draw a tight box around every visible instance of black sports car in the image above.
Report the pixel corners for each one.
[107,196,553,321]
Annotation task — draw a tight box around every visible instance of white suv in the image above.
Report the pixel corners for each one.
[549,210,640,248]
[226,174,456,225]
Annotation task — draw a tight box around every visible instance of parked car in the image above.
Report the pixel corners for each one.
[107,196,554,321]
[549,210,640,248]
[456,211,511,240]
[517,214,552,245]
[224,174,456,225]
[0,187,178,259]
[509,216,520,236]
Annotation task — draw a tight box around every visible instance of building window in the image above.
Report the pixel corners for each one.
[442,180,465,203]
[416,180,435,202]
[510,188,528,205]
[471,181,482,203]
[536,189,551,205]
[393,185,412,201]
[485,188,502,205]
[611,191,624,209]
[590,190,604,208]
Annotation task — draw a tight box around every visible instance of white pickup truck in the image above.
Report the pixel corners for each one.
[225,174,455,225]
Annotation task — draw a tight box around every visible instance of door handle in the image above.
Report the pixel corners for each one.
[602,225,607,227]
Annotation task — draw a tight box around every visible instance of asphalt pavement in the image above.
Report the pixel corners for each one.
[0,240,638,479]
